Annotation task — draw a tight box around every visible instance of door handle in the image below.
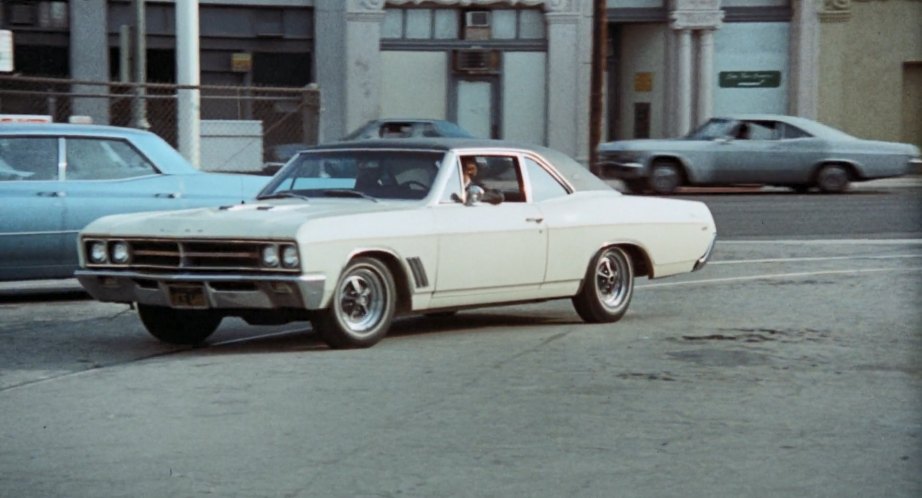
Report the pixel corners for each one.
[525,217,544,224]
[37,191,65,198]
[155,192,182,199]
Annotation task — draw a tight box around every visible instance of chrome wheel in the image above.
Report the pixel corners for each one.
[572,246,635,323]
[315,257,396,349]
[336,270,386,336]
[595,249,631,311]
[649,161,682,195]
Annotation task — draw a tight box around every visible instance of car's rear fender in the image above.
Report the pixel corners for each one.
[574,242,652,297]
[619,243,652,278]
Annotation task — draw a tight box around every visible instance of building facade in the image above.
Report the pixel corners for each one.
[2,0,919,164]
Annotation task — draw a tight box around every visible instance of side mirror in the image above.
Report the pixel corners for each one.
[465,185,484,206]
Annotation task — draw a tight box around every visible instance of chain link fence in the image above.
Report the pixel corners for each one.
[0,75,320,173]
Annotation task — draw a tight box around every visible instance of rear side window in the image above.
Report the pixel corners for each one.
[525,157,569,202]
[65,138,157,180]
[0,137,59,181]
[779,123,812,139]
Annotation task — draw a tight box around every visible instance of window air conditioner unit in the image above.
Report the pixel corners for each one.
[465,11,491,28]
[453,49,501,75]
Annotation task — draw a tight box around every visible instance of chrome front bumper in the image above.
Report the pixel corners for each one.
[75,270,327,310]
[597,157,646,179]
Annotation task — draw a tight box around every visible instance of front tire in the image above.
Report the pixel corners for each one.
[572,246,635,323]
[137,304,222,345]
[314,257,397,349]
[816,164,850,193]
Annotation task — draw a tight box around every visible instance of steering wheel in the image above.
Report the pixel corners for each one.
[399,180,428,191]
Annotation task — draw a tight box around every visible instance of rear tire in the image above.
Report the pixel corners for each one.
[648,160,683,195]
[572,246,635,323]
[137,304,222,345]
[314,257,396,349]
[816,164,850,193]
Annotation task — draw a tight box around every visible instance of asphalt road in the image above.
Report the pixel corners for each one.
[1,185,920,497]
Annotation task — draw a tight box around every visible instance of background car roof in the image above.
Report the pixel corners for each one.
[304,138,613,193]
[0,123,157,137]
[716,114,855,140]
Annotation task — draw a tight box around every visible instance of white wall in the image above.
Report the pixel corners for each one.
[713,22,790,116]
[380,51,448,119]
[502,52,547,144]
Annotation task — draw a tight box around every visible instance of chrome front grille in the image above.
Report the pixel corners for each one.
[83,237,300,273]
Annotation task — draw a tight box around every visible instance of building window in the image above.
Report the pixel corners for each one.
[405,9,432,39]
[381,8,545,42]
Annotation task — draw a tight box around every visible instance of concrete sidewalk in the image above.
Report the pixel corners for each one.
[605,175,922,193]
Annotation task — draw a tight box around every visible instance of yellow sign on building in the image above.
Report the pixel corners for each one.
[634,72,653,93]
[231,53,252,73]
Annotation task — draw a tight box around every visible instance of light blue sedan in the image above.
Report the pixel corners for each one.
[0,123,269,281]
[599,114,921,194]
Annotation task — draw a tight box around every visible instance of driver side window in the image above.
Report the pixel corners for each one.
[468,155,525,203]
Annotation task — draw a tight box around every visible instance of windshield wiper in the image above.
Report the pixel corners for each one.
[321,189,378,202]
[255,191,310,201]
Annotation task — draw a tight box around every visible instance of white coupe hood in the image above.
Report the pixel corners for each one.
[81,200,413,239]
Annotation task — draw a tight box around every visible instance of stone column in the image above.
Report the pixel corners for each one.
[695,28,715,126]
[545,7,584,160]
[669,0,723,136]
[69,0,109,124]
[314,0,385,142]
[675,28,693,136]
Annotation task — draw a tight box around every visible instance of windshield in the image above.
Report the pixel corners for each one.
[685,118,737,140]
[259,150,444,201]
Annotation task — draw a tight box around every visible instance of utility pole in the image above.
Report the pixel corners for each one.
[176,0,201,168]
[132,0,150,130]
[588,0,607,177]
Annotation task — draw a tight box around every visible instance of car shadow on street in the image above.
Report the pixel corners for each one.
[194,310,581,355]
[0,289,90,303]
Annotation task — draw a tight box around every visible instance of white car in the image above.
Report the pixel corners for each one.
[76,140,717,349]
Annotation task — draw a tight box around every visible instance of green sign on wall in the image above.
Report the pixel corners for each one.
[719,71,782,88]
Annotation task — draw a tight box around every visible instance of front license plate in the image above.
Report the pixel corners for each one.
[168,284,208,309]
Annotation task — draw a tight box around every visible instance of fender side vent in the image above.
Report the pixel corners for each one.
[406,257,429,288]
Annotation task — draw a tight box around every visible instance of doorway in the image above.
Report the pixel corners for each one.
[453,77,500,139]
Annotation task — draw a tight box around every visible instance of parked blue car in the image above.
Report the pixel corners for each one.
[0,123,269,281]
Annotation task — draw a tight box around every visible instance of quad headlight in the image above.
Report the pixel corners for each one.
[89,241,108,264]
[110,241,130,264]
[87,240,131,265]
[261,243,299,269]
[281,245,300,269]
[262,245,280,267]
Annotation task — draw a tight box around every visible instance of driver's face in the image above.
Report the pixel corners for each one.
[464,161,478,178]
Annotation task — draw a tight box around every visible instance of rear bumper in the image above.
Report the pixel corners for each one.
[75,270,326,310]
[909,158,922,175]
[692,233,718,272]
